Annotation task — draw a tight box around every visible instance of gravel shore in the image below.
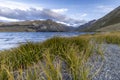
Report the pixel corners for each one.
[11,44,120,80]
[91,44,120,80]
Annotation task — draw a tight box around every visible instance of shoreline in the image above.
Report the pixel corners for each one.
[0,32,120,80]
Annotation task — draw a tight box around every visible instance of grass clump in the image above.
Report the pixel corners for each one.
[93,32,120,44]
[0,36,94,80]
[0,32,120,80]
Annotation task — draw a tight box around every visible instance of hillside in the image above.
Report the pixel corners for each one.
[97,23,120,31]
[80,6,120,31]
[0,19,72,32]
[77,20,96,31]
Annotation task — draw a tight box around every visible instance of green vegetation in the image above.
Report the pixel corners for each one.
[81,6,120,32]
[97,23,120,32]
[93,32,120,44]
[0,32,120,80]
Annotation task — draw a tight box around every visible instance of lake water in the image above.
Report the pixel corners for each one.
[0,32,88,50]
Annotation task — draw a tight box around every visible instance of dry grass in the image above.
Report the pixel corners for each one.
[0,32,120,80]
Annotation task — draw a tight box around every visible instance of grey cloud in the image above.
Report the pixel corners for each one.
[0,7,86,26]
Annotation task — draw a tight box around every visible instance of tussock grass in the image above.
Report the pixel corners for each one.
[0,32,120,80]
[93,32,120,44]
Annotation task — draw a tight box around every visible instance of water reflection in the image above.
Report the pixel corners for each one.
[0,32,87,50]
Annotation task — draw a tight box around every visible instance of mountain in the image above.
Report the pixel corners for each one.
[96,23,120,31]
[0,19,72,32]
[81,6,120,31]
[77,20,96,31]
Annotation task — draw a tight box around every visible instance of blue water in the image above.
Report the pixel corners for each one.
[0,32,88,50]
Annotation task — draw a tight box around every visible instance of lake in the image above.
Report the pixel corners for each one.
[0,32,88,50]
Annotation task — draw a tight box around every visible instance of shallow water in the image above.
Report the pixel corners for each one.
[0,32,88,50]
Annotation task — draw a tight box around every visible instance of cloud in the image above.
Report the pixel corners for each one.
[52,8,68,14]
[0,16,19,22]
[97,5,114,13]
[69,13,88,22]
[0,0,43,10]
[81,13,87,17]
[0,0,85,26]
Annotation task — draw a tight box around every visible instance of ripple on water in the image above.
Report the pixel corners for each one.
[0,32,89,50]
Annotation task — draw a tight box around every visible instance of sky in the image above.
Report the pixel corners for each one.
[0,0,119,26]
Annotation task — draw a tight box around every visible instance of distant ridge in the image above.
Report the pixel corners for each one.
[0,19,73,32]
[77,20,96,31]
[78,6,120,31]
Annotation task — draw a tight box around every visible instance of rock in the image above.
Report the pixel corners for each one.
[90,44,120,80]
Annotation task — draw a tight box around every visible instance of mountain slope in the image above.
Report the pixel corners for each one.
[0,19,72,32]
[77,20,96,31]
[83,6,120,31]
[97,23,120,31]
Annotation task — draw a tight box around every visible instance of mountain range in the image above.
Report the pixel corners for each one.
[0,19,73,32]
[78,6,120,32]
[0,6,119,32]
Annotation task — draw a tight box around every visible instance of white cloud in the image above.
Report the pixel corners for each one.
[70,13,88,20]
[56,21,71,26]
[0,0,43,10]
[52,8,68,14]
[0,6,83,26]
[0,16,19,22]
[97,5,114,13]
[0,0,85,26]
[81,13,88,17]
